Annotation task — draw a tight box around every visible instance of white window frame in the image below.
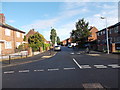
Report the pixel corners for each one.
[5,28,11,36]
[16,32,20,38]
[16,42,21,48]
[5,41,12,49]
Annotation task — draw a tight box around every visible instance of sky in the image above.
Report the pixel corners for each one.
[1,2,119,41]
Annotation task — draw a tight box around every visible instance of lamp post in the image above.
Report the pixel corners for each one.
[100,17,109,54]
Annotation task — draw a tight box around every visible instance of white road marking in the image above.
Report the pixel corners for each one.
[77,53,81,55]
[73,58,82,69]
[19,70,29,73]
[108,64,119,66]
[4,71,14,74]
[34,69,44,72]
[94,65,107,68]
[48,68,59,71]
[81,65,92,68]
[71,53,74,55]
[108,64,120,68]
[64,67,75,70]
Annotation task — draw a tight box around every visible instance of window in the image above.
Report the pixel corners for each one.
[5,41,12,49]
[16,32,20,38]
[109,29,112,34]
[114,26,118,33]
[103,31,105,34]
[22,34,25,38]
[16,42,21,48]
[117,37,120,42]
[5,29,11,36]
[97,33,99,36]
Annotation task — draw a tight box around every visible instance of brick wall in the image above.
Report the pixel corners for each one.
[1,27,24,55]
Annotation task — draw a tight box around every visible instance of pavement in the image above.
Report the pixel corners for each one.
[2,50,56,68]
[2,46,120,89]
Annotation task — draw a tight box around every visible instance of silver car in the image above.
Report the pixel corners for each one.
[54,46,61,51]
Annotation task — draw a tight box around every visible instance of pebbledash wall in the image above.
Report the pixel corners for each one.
[0,13,25,55]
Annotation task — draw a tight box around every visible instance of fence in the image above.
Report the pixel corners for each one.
[0,51,28,64]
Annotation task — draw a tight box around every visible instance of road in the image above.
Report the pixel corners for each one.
[2,46,120,88]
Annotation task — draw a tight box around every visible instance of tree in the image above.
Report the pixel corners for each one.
[28,32,45,51]
[23,36,26,41]
[71,18,91,47]
[50,28,57,45]
[57,36,60,45]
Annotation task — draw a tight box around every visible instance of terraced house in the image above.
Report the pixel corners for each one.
[0,13,25,55]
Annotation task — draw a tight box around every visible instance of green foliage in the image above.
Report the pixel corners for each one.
[23,36,26,41]
[71,18,91,47]
[17,43,28,52]
[57,36,60,44]
[50,28,57,44]
[43,43,50,50]
[28,32,45,51]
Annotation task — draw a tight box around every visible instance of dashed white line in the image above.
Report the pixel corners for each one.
[77,53,81,55]
[73,58,82,69]
[4,71,14,74]
[81,65,92,68]
[64,67,75,70]
[48,68,59,71]
[19,70,29,73]
[94,65,107,68]
[71,52,74,55]
[34,69,44,72]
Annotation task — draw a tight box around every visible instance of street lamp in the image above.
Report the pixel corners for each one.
[100,17,109,54]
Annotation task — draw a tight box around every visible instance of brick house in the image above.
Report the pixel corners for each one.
[87,26,98,50]
[88,26,98,42]
[0,13,25,55]
[61,38,72,46]
[26,29,50,44]
[97,22,120,52]
[25,29,37,42]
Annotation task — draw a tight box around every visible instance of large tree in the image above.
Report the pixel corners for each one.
[71,18,91,47]
[50,28,57,45]
[57,36,60,45]
[28,32,45,51]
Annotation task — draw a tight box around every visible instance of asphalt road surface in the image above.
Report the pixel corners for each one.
[2,46,120,88]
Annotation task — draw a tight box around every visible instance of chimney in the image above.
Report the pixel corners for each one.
[0,13,5,24]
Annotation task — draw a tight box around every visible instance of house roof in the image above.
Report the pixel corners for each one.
[97,22,120,33]
[0,23,25,33]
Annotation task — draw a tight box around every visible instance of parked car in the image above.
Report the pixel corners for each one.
[54,45,61,51]
[68,44,72,48]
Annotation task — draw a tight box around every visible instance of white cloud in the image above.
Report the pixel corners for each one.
[22,18,58,31]
[7,20,15,23]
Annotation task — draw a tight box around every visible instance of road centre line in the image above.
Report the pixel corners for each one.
[4,71,14,74]
[108,64,119,66]
[34,69,44,72]
[94,65,107,68]
[19,70,29,73]
[73,58,82,69]
[64,67,75,70]
[48,68,59,71]
[71,52,74,54]
[81,65,92,68]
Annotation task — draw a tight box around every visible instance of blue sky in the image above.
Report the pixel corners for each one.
[1,2,118,41]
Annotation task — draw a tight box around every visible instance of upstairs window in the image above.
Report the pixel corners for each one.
[5,28,11,36]
[16,32,20,38]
